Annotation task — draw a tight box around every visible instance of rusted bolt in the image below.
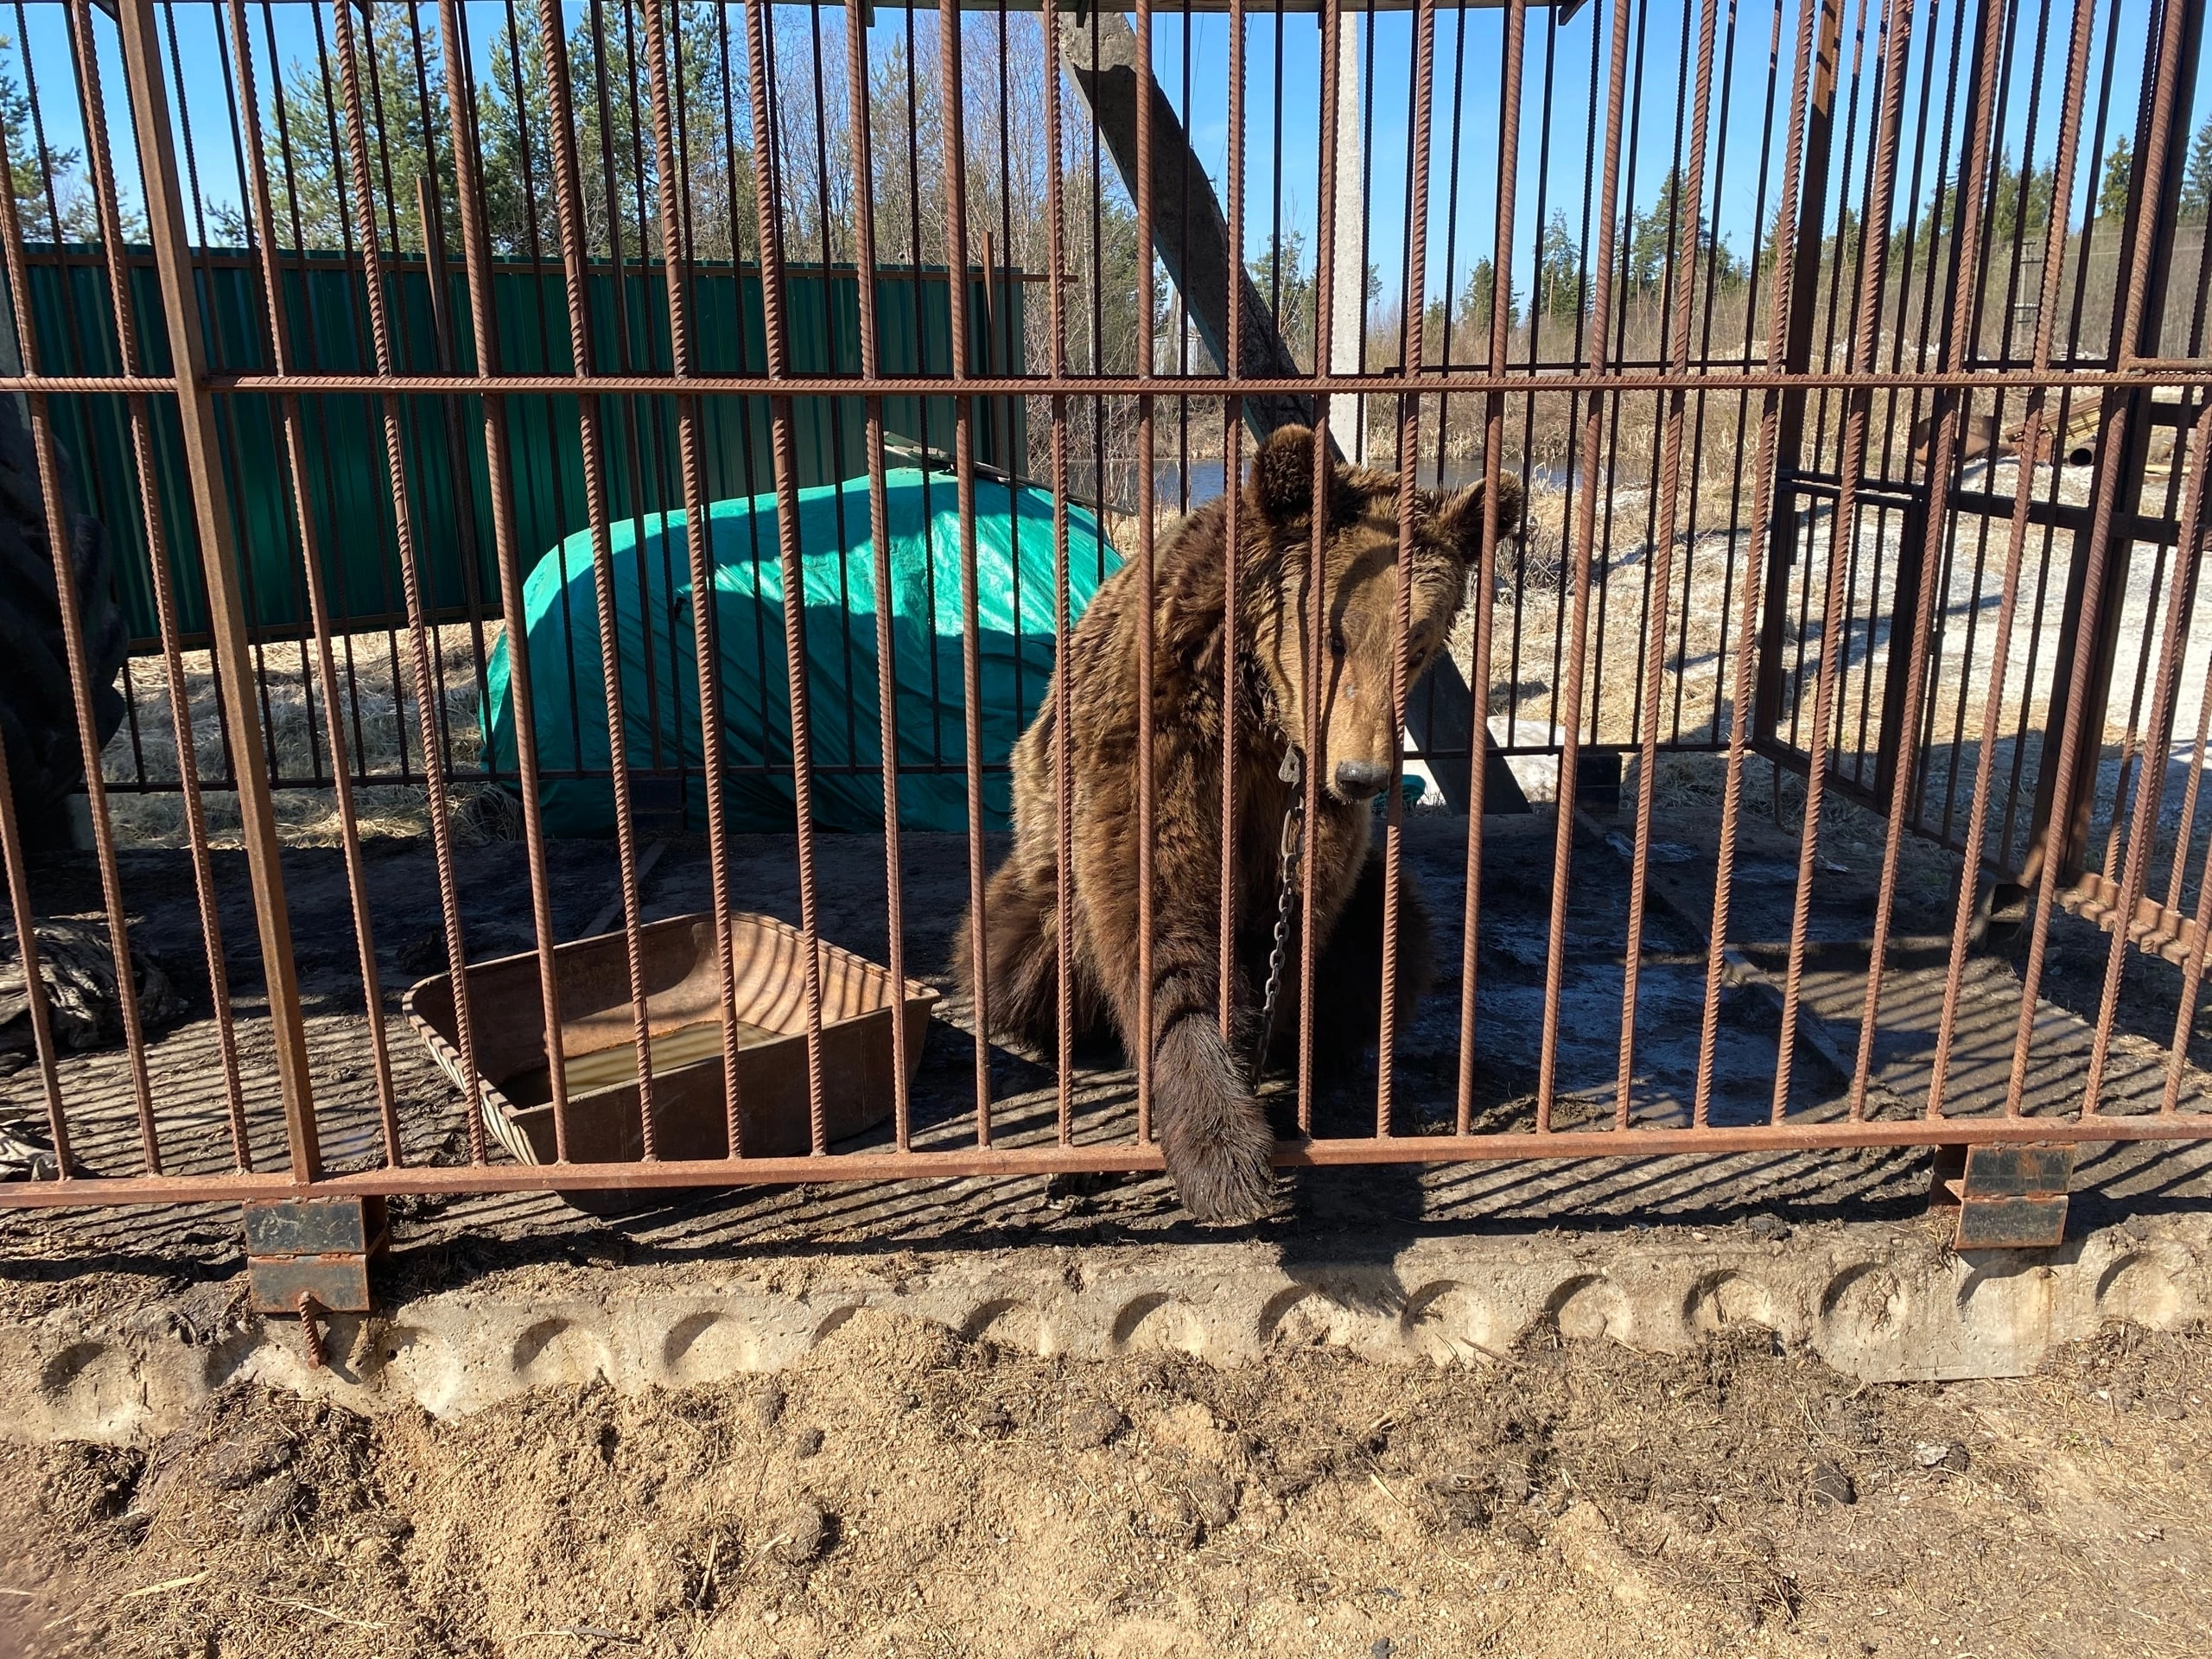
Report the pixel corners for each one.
[296,1294,325,1370]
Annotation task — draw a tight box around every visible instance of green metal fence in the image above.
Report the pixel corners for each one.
[18,245,1026,646]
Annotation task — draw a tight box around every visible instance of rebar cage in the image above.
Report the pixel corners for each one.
[3,0,2212,1211]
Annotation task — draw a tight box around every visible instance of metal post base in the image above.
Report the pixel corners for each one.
[1929,1142,2072,1249]
[242,1196,388,1319]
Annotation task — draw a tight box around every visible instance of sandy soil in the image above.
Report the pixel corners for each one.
[2,1314,2208,1659]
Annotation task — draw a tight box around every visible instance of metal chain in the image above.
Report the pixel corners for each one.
[1252,748,1306,1071]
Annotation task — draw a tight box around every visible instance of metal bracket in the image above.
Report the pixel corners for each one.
[1575,752,1624,815]
[243,1197,387,1363]
[1929,1143,2073,1249]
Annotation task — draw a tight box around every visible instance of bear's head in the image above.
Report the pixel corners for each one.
[1238,424,1522,805]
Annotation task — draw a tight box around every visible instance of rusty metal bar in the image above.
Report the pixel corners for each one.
[848,0,911,1152]
[1614,0,1723,1126]
[1045,0,1079,1141]
[1926,0,2101,1116]
[6,365,2209,397]
[936,0,994,1147]
[1377,0,1440,1137]
[1847,0,2002,1120]
[1455,0,1529,1135]
[327,0,486,1164]
[2007,0,2203,1116]
[115,0,320,1179]
[639,0,747,1155]
[2024,0,2209,897]
[2167,689,2212,1109]
[2165,552,2212,935]
[1693,0,1821,1126]
[741,0,830,1149]
[1296,0,1345,1138]
[1135,0,1159,1145]
[2083,405,2212,1110]
[0,715,71,1178]
[1535,0,1635,1128]
[1753,0,1845,692]
[1769,0,1920,1125]
[79,0,260,1169]
[1219,391,1242,1061]
[1215,0,1244,1058]
[226,0,378,1166]
[428,0,571,1160]
[0,2,160,1179]
[533,0,663,1157]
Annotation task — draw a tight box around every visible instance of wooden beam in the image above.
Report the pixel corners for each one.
[1057,12,1527,815]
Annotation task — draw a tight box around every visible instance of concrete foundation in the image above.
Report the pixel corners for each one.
[6,1210,2206,1445]
[10,811,2212,1448]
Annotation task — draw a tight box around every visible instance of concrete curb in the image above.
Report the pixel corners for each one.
[6,1214,2209,1443]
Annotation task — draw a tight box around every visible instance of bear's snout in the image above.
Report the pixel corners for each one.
[1330,759,1392,801]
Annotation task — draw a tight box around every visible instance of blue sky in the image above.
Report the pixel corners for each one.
[1168,0,2188,315]
[3,1,2200,322]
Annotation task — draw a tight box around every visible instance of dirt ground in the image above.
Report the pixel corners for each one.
[2,1313,2208,1659]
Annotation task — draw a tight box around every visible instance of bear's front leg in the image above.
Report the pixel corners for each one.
[1153,998,1279,1222]
[1093,908,1277,1222]
[1077,849,1276,1219]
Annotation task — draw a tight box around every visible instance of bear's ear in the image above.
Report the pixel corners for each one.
[1432,470,1527,569]
[1249,424,1319,524]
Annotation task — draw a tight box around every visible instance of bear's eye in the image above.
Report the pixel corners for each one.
[1328,626,1348,659]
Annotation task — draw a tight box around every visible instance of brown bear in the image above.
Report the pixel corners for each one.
[953,425,1520,1221]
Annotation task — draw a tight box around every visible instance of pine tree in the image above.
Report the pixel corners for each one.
[215,1,743,261]
[473,0,742,262]
[1753,200,1791,297]
[1985,149,2057,243]
[2099,133,2135,222]
[1621,168,1743,302]
[1457,256,1516,342]
[2180,118,2212,222]
[1535,211,1583,322]
[213,3,455,252]
[1,31,103,242]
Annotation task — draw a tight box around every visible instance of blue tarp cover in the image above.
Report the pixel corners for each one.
[486,468,1119,836]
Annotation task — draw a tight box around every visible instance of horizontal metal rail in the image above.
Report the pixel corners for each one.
[8,1116,2210,1211]
[11,367,2212,395]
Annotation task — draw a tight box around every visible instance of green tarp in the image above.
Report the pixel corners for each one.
[485,468,1120,836]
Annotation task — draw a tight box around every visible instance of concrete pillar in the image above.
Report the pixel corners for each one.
[1328,10,1365,461]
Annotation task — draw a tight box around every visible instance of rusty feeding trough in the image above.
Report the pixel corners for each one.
[404,913,936,1205]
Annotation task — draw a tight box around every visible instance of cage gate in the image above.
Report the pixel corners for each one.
[2,0,2212,1241]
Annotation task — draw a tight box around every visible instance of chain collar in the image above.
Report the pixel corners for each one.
[1235,645,1309,1074]
[1251,745,1306,1072]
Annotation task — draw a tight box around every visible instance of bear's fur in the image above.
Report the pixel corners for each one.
[953,426,1521,1221]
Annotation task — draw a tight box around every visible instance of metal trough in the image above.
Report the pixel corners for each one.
[404,913,937,1202]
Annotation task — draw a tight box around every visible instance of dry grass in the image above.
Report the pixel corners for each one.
[98,624,512,850]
